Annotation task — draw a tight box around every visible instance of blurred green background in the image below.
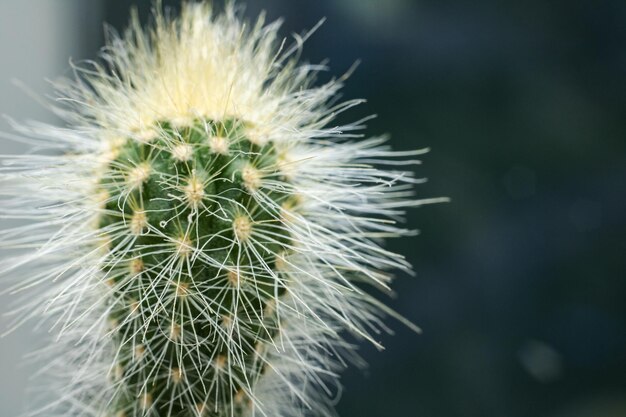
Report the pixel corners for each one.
[1,1,624,416]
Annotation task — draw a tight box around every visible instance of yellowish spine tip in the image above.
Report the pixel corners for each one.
[108,318,119,331]
[171,367,183,384]
[140,391,153,410]
[134,344,145,361]
[103,136,126,161]
[170,323,181,340]
[129,210,148,235]
[227,269,240,286]
[175,281,190,298]
[232,215,252,242]
[209,135,229,155]
[246,125,270,146]
[281,195,302,222]
[242,163,262,192]
[98,233,113,254]
[264,299,276,317]
[275,251,288,271]
[234,389,246,404]
[129,298,140,316]
[277,151,297,179]
[114,364,124,381]
[214,354,227,370]
[184,175,205,207]
[129,258,145,275]
[93,189,110,209]
[195,403,207,416]
[221,314,233,330]
[172,143,194,161]
[174,235,193,258]
[127,162,151,188]
[131,124,158,143]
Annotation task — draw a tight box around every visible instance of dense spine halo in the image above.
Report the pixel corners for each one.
[0,3,445,417]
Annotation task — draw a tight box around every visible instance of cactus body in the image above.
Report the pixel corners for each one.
[102,118,291,416]
[0,4,445,417]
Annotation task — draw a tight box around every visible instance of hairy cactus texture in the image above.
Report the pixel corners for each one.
[0,3,445,417]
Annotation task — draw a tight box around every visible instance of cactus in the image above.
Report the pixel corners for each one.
[0,3,445,417]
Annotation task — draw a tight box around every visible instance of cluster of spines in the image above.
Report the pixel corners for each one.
[97,118,295,416]
[0,4,444,416]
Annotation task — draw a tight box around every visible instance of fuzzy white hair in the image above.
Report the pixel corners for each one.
[0,3,446,417]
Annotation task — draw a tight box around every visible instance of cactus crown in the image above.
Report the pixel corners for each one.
[0,3,445,417]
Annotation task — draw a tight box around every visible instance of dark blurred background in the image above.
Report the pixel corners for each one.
[1,1,625,416]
